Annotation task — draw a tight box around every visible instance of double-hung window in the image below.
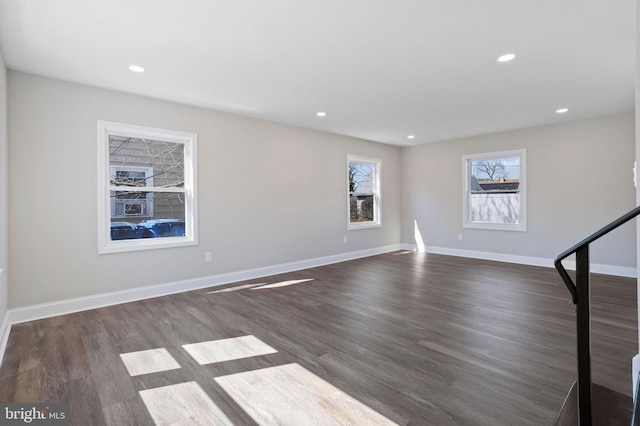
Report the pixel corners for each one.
[462,149,526,231]
[347,155,381,229]
[97,121,198,253]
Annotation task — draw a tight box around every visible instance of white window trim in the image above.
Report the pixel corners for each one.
[462,149,526,232]
[347,155,382,230]
[97,120,198,254]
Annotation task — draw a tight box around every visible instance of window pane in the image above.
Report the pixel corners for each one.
[350,194,374,222]
[348,162,373,194]
[468,155,521,225]
[109,136,185,188]
[469,193,520,224]
[348,158,379,226]
[109,191,185,240]
[470,157,519,183]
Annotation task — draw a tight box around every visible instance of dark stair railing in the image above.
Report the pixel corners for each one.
[554,205,640,425]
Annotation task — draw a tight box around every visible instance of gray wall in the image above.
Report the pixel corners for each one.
[6,70,636,311]
[401,112,637,267]
[8,71,402,308]
[0,53,7,322]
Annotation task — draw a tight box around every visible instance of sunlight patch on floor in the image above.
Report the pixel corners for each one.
[205,283,267,293]
[124,335,395,425]
[251,278,314,290]
[205,278,315,294]
[391,250,414,255]
[120,348,181,377]
[139,381,233,426]
[182,335,278,365]
[215,363,398,426]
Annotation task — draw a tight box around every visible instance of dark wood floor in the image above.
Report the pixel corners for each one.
[0,252,636,425]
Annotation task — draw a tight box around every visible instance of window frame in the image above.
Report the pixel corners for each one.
[347,155,382,230]
[462,149,526,232]
[97,120,198,254]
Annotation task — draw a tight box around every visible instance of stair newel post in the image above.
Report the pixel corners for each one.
[576,244,592,426]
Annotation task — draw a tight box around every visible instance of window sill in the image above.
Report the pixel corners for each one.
[98,236,197,254]
[347,222,382,231]
[463,222,526,232]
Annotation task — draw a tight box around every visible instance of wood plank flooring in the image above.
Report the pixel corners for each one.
[0,252,636,425]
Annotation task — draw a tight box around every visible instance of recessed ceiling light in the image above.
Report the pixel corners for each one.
[129,65,145,73]
[316,112,327,117]
[556,108,569,114]
[497,54,516,62]
[407,135,416,139]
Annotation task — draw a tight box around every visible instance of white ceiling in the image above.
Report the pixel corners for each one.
[0,0,635,146]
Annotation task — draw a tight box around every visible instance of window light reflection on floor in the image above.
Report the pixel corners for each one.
[216,363,398,426]
[125,333,396,424]
[205,278,315,294]
[250,278,314,290]
[182,335,278,365]
[120,348,181,377]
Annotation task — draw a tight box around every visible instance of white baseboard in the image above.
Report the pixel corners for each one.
[0,244,402,365]
[0,243,635,367]
[633,354,640,400]
[0,310,9,368]
[401,244,638,278]
[5,244,404,326]
[0,267,7,368]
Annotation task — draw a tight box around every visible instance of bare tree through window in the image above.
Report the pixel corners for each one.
[473,160,507,180]
[347,156,380,228]
[108,136,186,239]
[464,151,525,230]
[98,121,197,253]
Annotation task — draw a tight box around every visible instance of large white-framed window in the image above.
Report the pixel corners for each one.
[347,155,381,230]
[462,149,526,231]
[97,121,198,254]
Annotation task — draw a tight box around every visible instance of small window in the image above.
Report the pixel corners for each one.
[347,155,381,229]
[98,121,198,254]
[110,166,154,218]
[462,149,526,231]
